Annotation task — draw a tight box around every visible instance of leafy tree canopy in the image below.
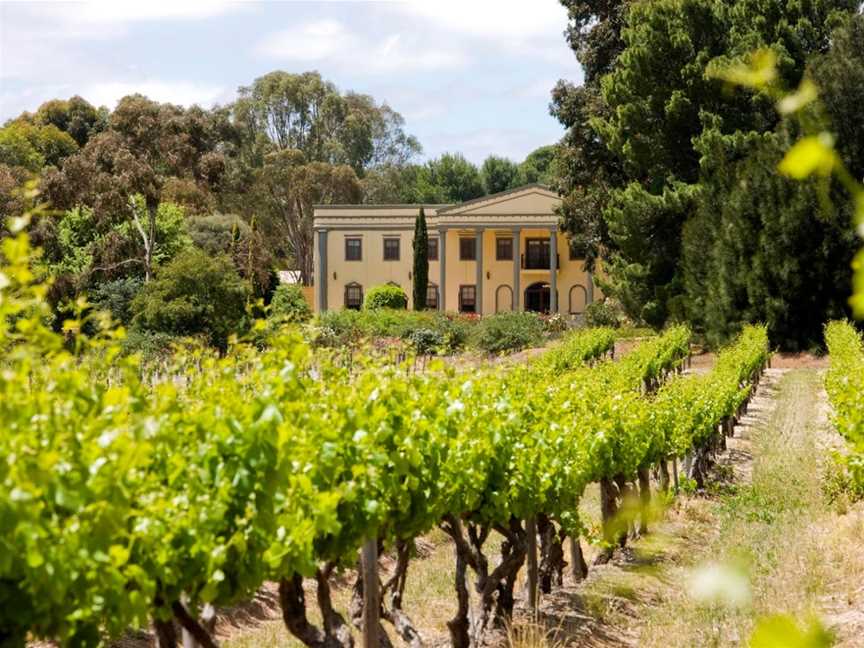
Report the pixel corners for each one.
[131,248,250,350]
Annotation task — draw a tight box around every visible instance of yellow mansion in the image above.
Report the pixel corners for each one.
[312,184,598,316]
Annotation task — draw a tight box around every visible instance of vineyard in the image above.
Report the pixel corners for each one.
[825,321,864,488]
[0,228,779,648]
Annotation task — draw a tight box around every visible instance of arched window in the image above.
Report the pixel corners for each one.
[495,285,513,313]
[569,284,588,315]
[426,283,439,310]
[344,282,363,310]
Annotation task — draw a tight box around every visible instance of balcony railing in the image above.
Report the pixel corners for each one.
[521,253,559,270]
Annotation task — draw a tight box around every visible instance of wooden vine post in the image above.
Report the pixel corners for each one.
[362,538,380,648]
[526,516,539,615]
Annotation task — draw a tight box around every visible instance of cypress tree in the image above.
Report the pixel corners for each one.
[412,207,429,310]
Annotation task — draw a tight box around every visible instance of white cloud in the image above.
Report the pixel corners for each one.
[387,0,568,40]
[425,126,563,164]
[29,1,242,26]
[80,80,228,110]
[255,20,467,73]
[255,20,347,62]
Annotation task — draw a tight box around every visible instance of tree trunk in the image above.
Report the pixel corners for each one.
[447,540,471,648]
[569,534,589,581]
[537,514,565,594]
[595,477,619,564]
[279,570,354,648]
[525,516,538,611]
[637,467,651,536]
[658,458,670,493]
[154,619,178,648]
[172,600,219,648]
[381,540,422,648]
[614,474,637,542]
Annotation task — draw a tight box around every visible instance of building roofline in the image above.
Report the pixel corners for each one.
[312,203,453,209]
[435,183,556,214]
[313,184,558,212]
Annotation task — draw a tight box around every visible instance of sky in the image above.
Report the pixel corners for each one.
[0,0,584,165]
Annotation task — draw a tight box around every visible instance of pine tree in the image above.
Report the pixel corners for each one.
[412,207,429,310]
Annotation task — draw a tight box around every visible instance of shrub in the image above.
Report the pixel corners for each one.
[120,329,176,362]
[470,312,544,354]
[408,327,445,354]
[269,284,311,323]
[89,276,143,325]
[585,300,624,328]
[434,314,471,352]
[312,309,363,347]
[364,284,408,310]
[540,312,569,334]
[310,309,469,353]
[131,248,250,351]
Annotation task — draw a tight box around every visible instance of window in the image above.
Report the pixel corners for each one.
[344,283,363,310]
[426,284,439,309]
[524,238,551,269]
[569,240,579,261]
[459,285,476,313]
[496,237,513,261]
[383,237,400,261]
[345,237,362,261]
[459,237,476,261]
[427,237,439,261]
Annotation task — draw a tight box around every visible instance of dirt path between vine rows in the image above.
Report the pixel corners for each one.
[530,368,864,648]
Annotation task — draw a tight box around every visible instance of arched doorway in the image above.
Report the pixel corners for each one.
[525,282,554,313]
[495,285,513,313]
[569,285,588,315]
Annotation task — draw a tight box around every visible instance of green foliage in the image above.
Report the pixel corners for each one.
[585,300,625,328]
[5,232,732,646]
[0,123,45,172]
[470,311,545,354]
[412,207,429,310]
[0,120,79,173]
[187,213,276,299]
[363,284,408,310]
[519,145,558,185]
[50,199,192,287]
[131,249,250,349]
[119,328,176,360]
[88,276,143,325]
[554,0,860,336]
[269,284,312,324]
[312,309,471,353]
[34,96,104,147]
[824,321,864,488]
[411,153,484,203]
[654,325,769,458]
[749,614,833,648]
[406,327,445,354]
[481,155,522,194]
[683,130,856,349]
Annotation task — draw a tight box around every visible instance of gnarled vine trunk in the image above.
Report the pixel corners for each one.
[537,514,565,594]
[279,565,354,648]
[440,514,527,646]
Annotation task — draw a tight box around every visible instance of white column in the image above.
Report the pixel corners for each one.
[438,228,447,311]
[475,229,484,314]
[549,228,558,314]
[316,229,328,312]
[513,228,521,311]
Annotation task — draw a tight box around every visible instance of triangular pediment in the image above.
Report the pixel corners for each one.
[436,184,560,216]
